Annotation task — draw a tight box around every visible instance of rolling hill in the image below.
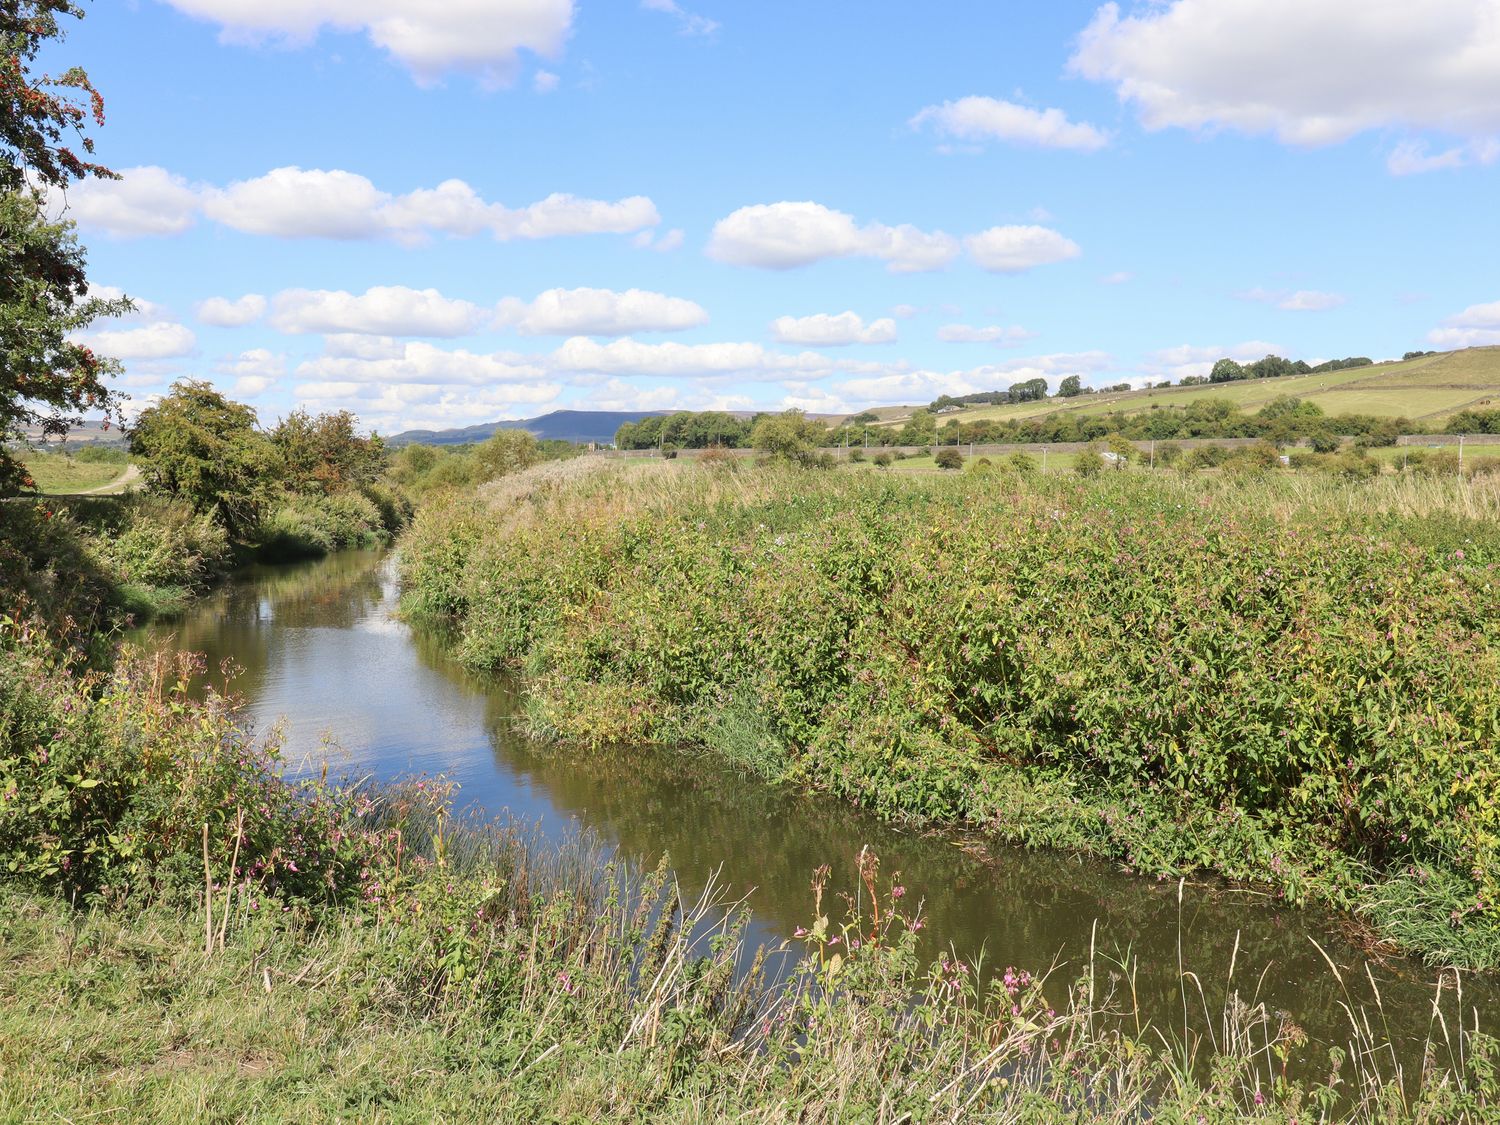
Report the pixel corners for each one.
[862,347,1500,430]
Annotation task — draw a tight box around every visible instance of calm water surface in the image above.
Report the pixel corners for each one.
[131,549,1493,1062]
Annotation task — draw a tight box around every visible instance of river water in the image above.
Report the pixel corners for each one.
[131,548,1492,1064]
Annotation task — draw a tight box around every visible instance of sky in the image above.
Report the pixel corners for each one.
[39,0,1500,434]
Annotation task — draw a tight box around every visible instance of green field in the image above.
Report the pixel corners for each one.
[869,347,1500,430]
[21,450,132,494]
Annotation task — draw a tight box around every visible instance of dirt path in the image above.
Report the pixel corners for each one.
[76,463,141,495]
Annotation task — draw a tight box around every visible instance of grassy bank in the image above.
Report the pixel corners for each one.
[400,459,1500,970]
[2,632,1496,1121]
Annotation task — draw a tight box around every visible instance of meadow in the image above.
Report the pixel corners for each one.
[401,458,1500,970]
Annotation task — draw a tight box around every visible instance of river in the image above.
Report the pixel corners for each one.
[131,548,1492,1068]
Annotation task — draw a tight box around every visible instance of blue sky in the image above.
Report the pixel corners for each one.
[43,0,1500,433]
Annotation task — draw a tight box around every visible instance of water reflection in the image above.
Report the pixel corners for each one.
[132,550,1491,1061]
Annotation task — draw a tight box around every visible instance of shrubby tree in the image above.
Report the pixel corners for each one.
[1209,358,1246,383]
[751,409,824,463]
[934,447,964,470]
[129,381,275,538]
[1057,374,1083,397]
[472,428,540,481]
[271,409,385,494]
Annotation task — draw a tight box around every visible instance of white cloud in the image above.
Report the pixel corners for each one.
[159,0,575,87]
[496,287,709,336]
[271,286,487,337]
[911,96,1109,151]
[1143,340,1285,380]
[533,69,560,93]
[196,293,268,326]
[1100,271,1134,285]
[296,340,551,387]
[632,227,685,252]
[707,201,959,272]
[641,0,718,36]
[1070,0,1500,165]
[964,225,1081,272]
[64,164,659,244]
[218,348,285,397]
[81,321,198,360]
[87,286,170,322]
[769,312,897,346]
[551,337,860,381]
[891,304,922,319]
[1239,287,1347,312]
[936,323,1037,346]
[1428,298,1500,347]
[54,166,199,237]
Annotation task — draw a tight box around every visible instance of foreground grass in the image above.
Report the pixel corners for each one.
[400,459,1500,971]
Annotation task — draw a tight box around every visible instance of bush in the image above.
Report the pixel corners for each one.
[91,496,230,590]
[257,491,388,562]
[848,448,866,463]
[873,453,893,468]
[934,448,964,471]
[1007,452,1038,476]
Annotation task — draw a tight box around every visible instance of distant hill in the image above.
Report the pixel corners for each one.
[388,409,672,447]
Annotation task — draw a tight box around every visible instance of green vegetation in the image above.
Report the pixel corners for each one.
[0,6,130,496]
[3,620,1497,1121]
[403,460,1500,970]
[17,445,129,493]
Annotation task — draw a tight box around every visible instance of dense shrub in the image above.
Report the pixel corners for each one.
[401,465,1500,964]
[257,490,391,561]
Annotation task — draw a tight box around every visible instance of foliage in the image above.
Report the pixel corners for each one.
[750,409,823,463]
[129,380,275,538]
[269,409,386,495]
[401,462,1500,967]
[933,447,963,470]
[0,3,129,495]
[1210,357,1247,383]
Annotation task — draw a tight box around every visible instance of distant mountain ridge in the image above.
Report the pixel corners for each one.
[388,409,673,447]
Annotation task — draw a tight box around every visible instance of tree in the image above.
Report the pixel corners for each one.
[750,409,823,463]
[1,3,127,495]
[1209,358,1246,383]
[1057,374,1083,398]
[1009,377,1049,403]
[934,447,964,470]
[271,409,386,494]
[472,428,540,481]
[130,381,275,538]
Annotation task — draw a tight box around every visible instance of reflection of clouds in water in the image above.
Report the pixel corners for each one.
[354,612,409,637]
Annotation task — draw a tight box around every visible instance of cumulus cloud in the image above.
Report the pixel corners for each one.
[641,0,718,36]
[1070,0,1500,166]
[159,0,575,87]
[769,312,897,346]
[496,287,708,336]
[217,348,286,396]
[911,96,1109,151]
[1143,340,1285,381]
[53,165,199,237]
[936,323,1037,346]
[533,70,560,93]
[964,225,1081,272]
[551,337,880,381]
[1428,298,1500,347]
[708,201,959,272]
[60,164,660,243]
[1238,287,1347,312]
[81,321,198,360]
[632,227,685,252]
[196,294,268,326]
[270,286,487,337]
[296,341,551,387]
[87,286,170,322]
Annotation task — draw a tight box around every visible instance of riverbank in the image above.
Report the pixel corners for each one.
[400,458,1500,971]
[1,633,1494,1121]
